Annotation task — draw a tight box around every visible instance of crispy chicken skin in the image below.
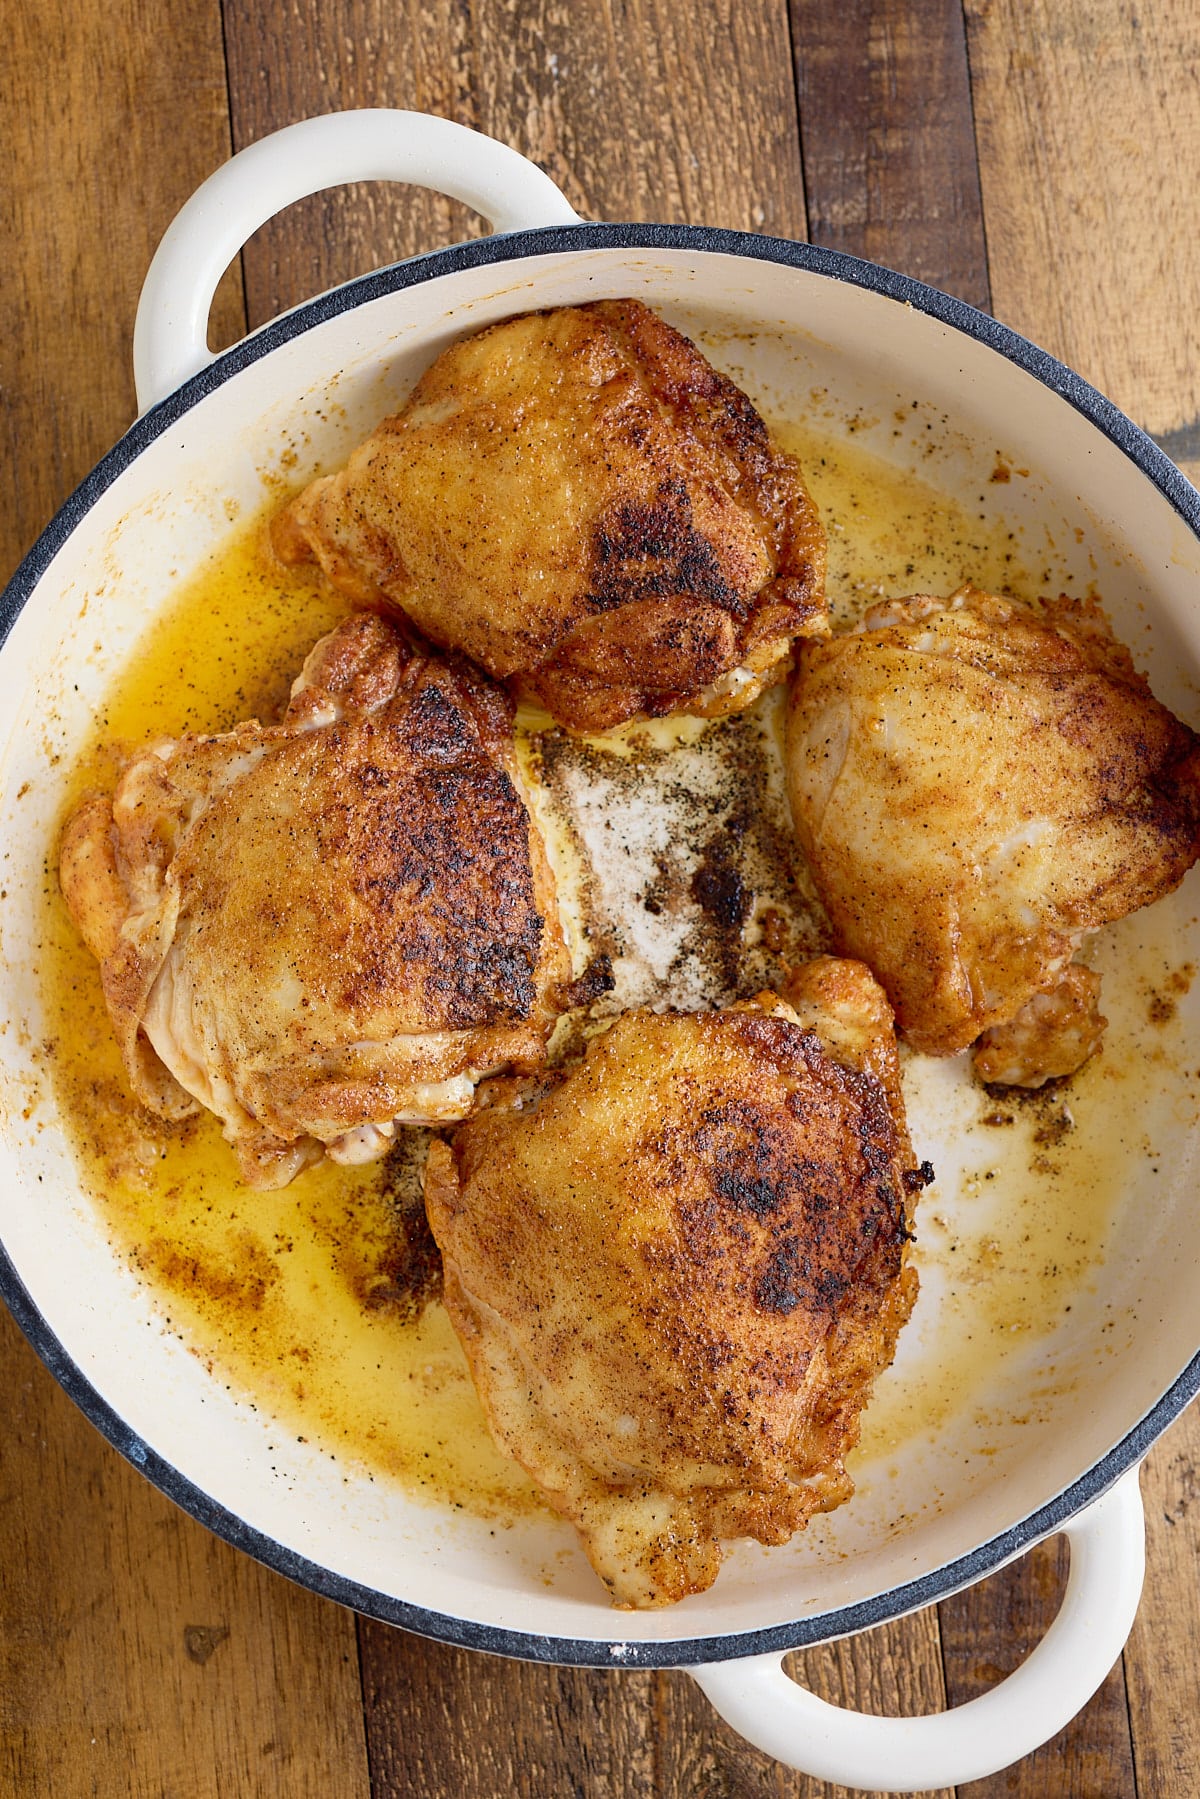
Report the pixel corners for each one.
[270,300,828,733]
[786,586,1200,1079]
[59,614,571,1188]
[972,963,1107,1088]
[424,957,925,1608]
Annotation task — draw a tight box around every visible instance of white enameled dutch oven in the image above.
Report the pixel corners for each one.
[2,110,1198,1793]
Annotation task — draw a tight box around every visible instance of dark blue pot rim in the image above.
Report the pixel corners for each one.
[2,221,1198,1669]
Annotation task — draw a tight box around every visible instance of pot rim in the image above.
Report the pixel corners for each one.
[2,220,1198,1667]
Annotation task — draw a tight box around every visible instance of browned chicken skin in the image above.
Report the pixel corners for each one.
[59,614,571,1187]
[786,586,1200,1080]
[271,300,828,733]
[972,963,1107,1088]
[424,957,925,1608]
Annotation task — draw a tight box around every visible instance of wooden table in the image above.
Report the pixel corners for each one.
[4,2,1199,1793]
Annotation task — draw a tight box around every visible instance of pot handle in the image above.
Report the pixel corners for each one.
[690,1465,1144,1793]
[132,108,582,413]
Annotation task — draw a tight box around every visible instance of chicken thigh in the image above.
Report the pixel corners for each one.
[424,957,927,1608]
[786,586,1200,1079]
[271,300,828,733]
[60,614,571,1187]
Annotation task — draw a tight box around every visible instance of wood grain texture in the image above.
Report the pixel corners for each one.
[968,4,1200,1785]
[652,1614,953,1799]
[220,0,483,331]
[790,0,990,308]
[221,0,806,341]
[940,1533,1137,1799]
[965,0,1200,442]
[0,0,244,583]
[359,1616,954,1799]
[0,5,371,1794]
[463,0,806,233]
[0,1310,371,1797]
[358,1627,658,1797]
[1125,1407,1200,1798]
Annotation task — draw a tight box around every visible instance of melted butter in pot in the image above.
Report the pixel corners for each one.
[783,421,1035,617]
[41,429,1170,1518]
[44,529,536,1516]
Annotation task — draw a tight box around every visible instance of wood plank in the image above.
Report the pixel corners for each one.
[0,0,244,583]
[1124,1406,1200,1797]
[789,0,989,308]
[939,1533,1137,1798]
[966,7,1200,1791]
[360,1616,956,1799]
[466,0,807,235]
[0,1308,371,1797]
[220,0,806,342]
[357,1626,658,1797]
[0,4,371,1793]
[965,0,1200,441]
[219,0,482,333]
[656,1613,953,1799]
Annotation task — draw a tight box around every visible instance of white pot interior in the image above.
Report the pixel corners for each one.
[1,242,1198,1655]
